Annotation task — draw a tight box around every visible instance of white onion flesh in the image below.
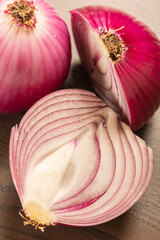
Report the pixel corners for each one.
[9,89,153,229]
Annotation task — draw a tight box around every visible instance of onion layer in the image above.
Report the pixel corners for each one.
[0,0,71,113]
[70,6,160,131]
[9,89,153,231]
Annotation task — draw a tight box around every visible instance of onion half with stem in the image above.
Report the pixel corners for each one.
[9,89,153,231]
[70,6,160,131]
[0,0,71,113]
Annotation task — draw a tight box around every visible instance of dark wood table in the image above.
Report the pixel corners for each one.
[0,0,160,239]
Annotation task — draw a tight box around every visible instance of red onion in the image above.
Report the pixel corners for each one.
[9,89,153,231]
[70,6,160,131]
[0,0,71,113]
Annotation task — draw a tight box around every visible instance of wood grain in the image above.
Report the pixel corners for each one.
[0,0,160,239]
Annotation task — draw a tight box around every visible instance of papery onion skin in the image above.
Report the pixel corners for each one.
[70,6,160,131]
[0,0,71,113]
[9,88,153,230]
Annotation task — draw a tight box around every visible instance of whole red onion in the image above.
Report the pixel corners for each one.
[0,0,71,113]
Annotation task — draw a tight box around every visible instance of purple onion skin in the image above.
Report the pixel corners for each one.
[71,6,160,131]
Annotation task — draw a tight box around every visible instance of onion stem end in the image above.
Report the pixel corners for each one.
[99,26,125,63]
[19,201,54,232]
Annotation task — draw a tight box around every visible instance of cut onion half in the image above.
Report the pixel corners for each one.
[70,6,160,131]
[9,89,153,231]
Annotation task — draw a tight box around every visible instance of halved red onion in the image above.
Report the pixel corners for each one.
[9,89,153,231]
[70,6,160,131]
[0,0,71,113]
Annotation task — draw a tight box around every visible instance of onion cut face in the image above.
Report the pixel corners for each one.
[70,6,160,131]
[0,0,71,113]
[9,89,153,231]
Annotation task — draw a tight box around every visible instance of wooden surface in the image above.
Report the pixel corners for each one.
[0,0,160,239]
